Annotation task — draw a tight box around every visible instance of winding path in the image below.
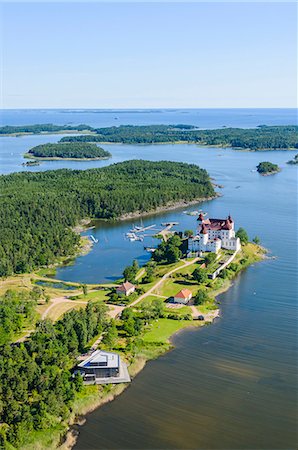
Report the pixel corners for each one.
[130,258,199,307]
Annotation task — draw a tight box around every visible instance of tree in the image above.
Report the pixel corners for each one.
[82,284,88,296]
[123,265,136,283]
[152,298,165,318]
[103,320,118,348]
[219,269,229,279]
[194,290,209,305]
[253,236,260,245]
[236,227,249,244]
[166,245,181,264]
[193,268,208,283]
[205,252,217,266]
[153,235,182,264]
[143,264,155,283]
[132,259,139,273]
[184,229,194,238]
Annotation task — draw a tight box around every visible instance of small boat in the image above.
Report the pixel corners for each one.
[90,235,99,243]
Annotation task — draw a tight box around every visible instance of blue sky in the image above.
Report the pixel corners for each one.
[1,2,297,108]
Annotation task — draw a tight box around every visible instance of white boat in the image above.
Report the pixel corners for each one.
[90,235,99,243]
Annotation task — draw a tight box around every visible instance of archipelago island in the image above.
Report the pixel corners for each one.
[256,161,281,175]
[1,123,298,151]
[24,142,112,161]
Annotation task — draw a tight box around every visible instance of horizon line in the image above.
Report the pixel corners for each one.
[1,107,297,111]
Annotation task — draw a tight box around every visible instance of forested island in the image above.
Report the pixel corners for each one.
[0,123,93,135]
[0,160,215,277]
[256,161,281,175]
[25,142,111,160]
[287,154,298,164]
[1,123,297,150]
[60,124,298,150]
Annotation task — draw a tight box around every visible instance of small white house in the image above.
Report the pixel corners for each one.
[173,288,192,304]
[116,281,135,296]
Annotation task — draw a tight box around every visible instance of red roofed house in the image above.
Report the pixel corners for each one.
[116,281,136,296]
[173,288,193,305]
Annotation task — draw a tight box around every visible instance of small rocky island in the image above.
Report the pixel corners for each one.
[22,160,40,167]
[287,154,298,165]
[256,161,281,175]
[25,142,112,160]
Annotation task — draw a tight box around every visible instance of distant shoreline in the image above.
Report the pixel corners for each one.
[23,153,111,161]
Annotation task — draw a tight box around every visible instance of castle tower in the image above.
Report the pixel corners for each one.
[200,224,208,245]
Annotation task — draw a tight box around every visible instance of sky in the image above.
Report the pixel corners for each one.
[0,1,297,109]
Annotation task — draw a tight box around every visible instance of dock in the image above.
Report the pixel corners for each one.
[159,222,179,241]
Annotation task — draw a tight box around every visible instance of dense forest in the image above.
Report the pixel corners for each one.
[1,123,297,149]
[0,300,108,448]
[60,125,298,150]
[0,123,93,135]
[256,161,280,174]
[0,160,214,276]
[26,142,111,159]
[0,290,38,345]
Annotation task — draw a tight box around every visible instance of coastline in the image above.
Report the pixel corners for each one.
[9,243,266,449]
[258,169,281,176]
[116,195,219,221]
[60,245,266,450]
[23,153,111,161]
[1,132,296,152]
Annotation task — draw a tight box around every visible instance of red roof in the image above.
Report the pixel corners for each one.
[197,213,205,221]
[117,281,135,292]
[175,289,192,299]
[198,216,233,232]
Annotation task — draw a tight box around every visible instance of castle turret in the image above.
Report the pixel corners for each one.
[227,214,234,230]
[197,212,205,223]
[200,224,208,245]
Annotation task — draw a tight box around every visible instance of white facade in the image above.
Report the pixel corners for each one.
[188,214,241,254]
[173,289,192,304]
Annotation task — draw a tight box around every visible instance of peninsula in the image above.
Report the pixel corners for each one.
[0,160,215,277]
[0,206,265,449]
[59,124,298,150]
[25,142,112,160]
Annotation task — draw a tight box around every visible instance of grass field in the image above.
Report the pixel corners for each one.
[142,318,198,343]
[71,289,110,302]
[46,302,87,321]
[153,277,198,298]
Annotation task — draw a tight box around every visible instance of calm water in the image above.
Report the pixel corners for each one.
[1,109,297,449]
[0,108,296,129]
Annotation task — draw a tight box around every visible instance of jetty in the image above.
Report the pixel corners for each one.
[160,222,179,241]
[130,224,156,233]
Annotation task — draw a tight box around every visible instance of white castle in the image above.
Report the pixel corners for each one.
[188,212,241,254]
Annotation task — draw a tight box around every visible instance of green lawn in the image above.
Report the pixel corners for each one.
[153,277,198,298]
[142,318,197,343]
[71,289,109,302]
